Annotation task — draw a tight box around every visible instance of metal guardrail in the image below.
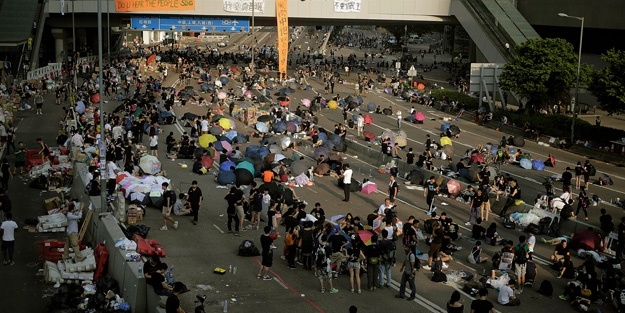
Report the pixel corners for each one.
[26,62,62,81]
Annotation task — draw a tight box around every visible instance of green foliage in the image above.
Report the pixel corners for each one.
[499,38,591,109]
[429,89,479,110]
[589,49,625,113]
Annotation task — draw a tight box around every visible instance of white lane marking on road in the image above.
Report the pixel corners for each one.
[213,224,225,234]
[387,280,443,313]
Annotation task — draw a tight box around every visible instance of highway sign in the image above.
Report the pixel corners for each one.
[131,16,250,32]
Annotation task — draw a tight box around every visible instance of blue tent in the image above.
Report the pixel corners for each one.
[235,161,255,175]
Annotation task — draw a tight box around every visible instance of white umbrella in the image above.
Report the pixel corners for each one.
[274,153,286,162]
[218,92,227,100]
[139,155,162,175]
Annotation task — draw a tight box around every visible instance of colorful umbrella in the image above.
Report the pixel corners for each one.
[219,140,233,152]
[147,54,156,65]
[327,100,338,109]
[200,156,214,169]
[440,136,452,147]
[244,90,253,98]
[198,134,217,148]
[220,160,237,171]
[278,96,291,107]
[358,230,374,246]
[218,92,228,100]
[446,179,461,196]
[90,93,100,104]
[255,122,269,133]
[301,98,311,107]
[218,118,232,129]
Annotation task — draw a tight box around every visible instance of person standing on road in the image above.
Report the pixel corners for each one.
[14,142,26,176]
[224,186,242,235]
[356,113,364,137]
[388,174,399,202]
[257,225,274,281]
[34,91,44,115]
[0,158,11,191]
[500,180,520,218]
[341,164,353,202]
[424,176,439,215]
[396,109,402,129]
[62,202,85,262]
[1,212,18,265]
[187,180,203,225]
[576,186,590,221]
[160,182,179,231]
[363,233,381,291]
[395,244,417,301]
[574,161,583,189]
[471,288,496,313]
[562,167,573,190]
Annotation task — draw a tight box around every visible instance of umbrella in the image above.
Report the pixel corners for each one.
[417,83,426,90]
[358,230,374,246]
[353,96,364,104]
[548,154,556,167]
[273,121,287,133]
[269,144,281,154]
[301,98,311,107]
[441,122,451,132]
[449,125,461,136]
[220,160,237,171]
[75,101,86,114]
[415,112,425,122]
[314,147,329,159]
[395,135,407,147]
[408,169,425,185]
[115,173,129,184]
[225,130,238,141]
[278,96,291,107]
[520,158,532,169]
[274,154,286,162]
[572,229,602,251]
[91,93,100,103]
[147,54,156,65]
[364,115,373,124]
[364,130,375,142]
[200,156,214,169]
[210,126,223,136]
[279,87,295,94]
[257,115,274,123]
[513,136,525,147]
[442,145,454,157]
[219,140,233,152]
[218,92,228,100]
[217,171,236,185]
[234,168,254,186]
[236,161,255,175]
[206,83,216,91]
[139,155,162,175]
[314,163,330,175]
[366,102,376,112]
[470,152,485,164]
[198,134,217,148]
[244,90,253,98]
[290,160,308,176]
[256,122,269,133]
[218,117,232,129]
[234,133,248,144]
[532,160,546,171]
[328,100,338,109]
[447,179,461,196]
[264,153,276,165]
[280,137,292,150]
[330,215,344,223]
[361,183,377,194]
[440,136,452,147]
[286,122,297,133]
[219,76,229,85]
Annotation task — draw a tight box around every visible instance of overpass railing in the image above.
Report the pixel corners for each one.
[461,0,515,59]
[26,62,62,81]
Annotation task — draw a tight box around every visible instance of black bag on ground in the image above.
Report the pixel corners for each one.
[538,217,552,235]
[548,217,560,237]
[29,175,48,190]
[126,224,151,238]
[525,223,540,235]
[503,217,515,229]
[537,280,553,296]
[431,271,447,282]
[238,240,261,256]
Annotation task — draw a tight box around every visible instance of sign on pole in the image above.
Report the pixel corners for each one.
[131,16,250,32]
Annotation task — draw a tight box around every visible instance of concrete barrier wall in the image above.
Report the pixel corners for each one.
[71,163,147,313]
[343,140,595,236]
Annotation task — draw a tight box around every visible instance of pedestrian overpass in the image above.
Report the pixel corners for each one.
[21,0,539,69]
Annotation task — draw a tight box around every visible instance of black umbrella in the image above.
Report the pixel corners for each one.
[257,115,274,123]
[279,87,295,94]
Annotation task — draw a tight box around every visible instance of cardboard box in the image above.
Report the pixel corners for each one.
[44,197,62,211]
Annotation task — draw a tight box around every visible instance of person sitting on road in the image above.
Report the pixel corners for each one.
[550,240,570,263]
[173,193,192,216]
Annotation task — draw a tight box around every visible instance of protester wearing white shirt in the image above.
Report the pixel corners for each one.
[341,164,353,202]
[1,212,18,265]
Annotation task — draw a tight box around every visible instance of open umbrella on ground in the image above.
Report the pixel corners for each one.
[572,228,602,251]
[274,154,286,162]
[220,160,237,171]
[219,76,229,85]
[364,131,375,142]
[278,96,291,107]
[225,130,238,141]
[218,92,228,100]
[236,160,255,176]
[447,179,461,196]
[234,133,248,144]
[273,121,287,133]
[366,102,376,112]
[244,90,253,98]
[317,132,328,143]
[217,171,236,185]
[449,125,461,136]
[441,122,451,132]
[291,160,309,176]
[314,147,330,159]
[513,136,525,147]
[327,100,338,109]
[408,169,425,185]
[269,144,281,154]
[358,230,374,246]
[545,154,556,167]
[470,152,485,164]
[219,140,233,152]
[301,98,311,107]
[520,158,532,169]
[532,160,546,171]
[210,126,223,136]
[255,122,269,133]
[198,134,217,148]
[218,118,232,129]
[257,115,273,123]
[440,136,452,147]
[286,122,297,133]
[280,137,292,150]
[314,163,330,175]
[364,115,373,124]
[279,87,295,95]
[200,156,214,169]
[415,112,425,123]
[91,93,100,104]
[234,168,254,186]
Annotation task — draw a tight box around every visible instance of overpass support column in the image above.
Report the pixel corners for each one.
[51,29,67,63]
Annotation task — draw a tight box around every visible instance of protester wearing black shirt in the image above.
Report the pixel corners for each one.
[471,288,496,313]
[165,283,186,313]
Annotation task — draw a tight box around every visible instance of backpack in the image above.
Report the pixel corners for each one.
[86,178,99,196]
[381,240,396,264]
[537,280,553,296]
[315,245,328,268]
[238,240,261,257]
[431,270,447,282]
[587,164,596,176]
[515,244,528,264]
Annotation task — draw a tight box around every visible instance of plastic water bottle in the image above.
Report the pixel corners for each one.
[228,265,232,273]
[223,300,228,312]
[138,267,142,275]
[233,267,237,275]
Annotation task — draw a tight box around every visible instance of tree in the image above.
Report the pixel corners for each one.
[588,49,625,113]
[499,38,591,111]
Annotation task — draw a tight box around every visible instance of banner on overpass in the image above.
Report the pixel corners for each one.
[223,0,264,13]
[276,0,288,75]
[115,0,195,12]
[334,0,361,12]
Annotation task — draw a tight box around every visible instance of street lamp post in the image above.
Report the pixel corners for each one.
[251,0,255,72]
[97,0,107,213]
[558,12,584,145]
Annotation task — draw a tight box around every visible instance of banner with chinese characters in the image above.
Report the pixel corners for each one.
[276,0,288,74]
[114,0,195,12]
[334,0,362,13]
[223,0,265,13]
